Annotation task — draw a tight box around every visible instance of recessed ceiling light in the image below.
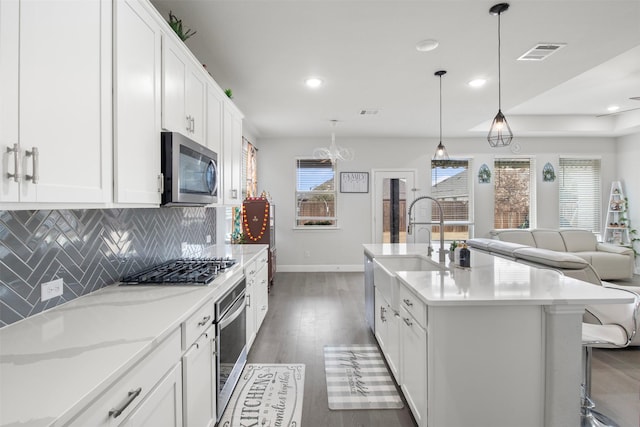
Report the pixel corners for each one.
[468,78,487,88]
[607,105,620,112]
[304,77,323,88]
[416,39,439,52]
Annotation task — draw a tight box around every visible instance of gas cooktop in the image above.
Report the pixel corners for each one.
[121,258,237,285]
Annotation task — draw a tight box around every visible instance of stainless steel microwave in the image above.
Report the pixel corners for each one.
[161,132,218,206]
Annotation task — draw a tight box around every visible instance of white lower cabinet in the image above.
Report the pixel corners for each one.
[246,249,269,351]
[400,293,427,426]
[120,363,183,427]
[182,325,215,427]
[68,329,182,426]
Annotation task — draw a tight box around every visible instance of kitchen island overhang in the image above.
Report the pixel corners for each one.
[364,244,633,427]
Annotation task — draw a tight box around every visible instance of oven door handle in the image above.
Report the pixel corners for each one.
[218,295,246,329]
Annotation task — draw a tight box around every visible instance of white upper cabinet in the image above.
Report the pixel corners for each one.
[0,0,112,207]
[205,84,224,159]
[222,103,243,205]
[162,35,206,145]
[113,0,163,205]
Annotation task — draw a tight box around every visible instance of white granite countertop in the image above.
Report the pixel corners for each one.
[0,244,267,427]
[364,243,633,307]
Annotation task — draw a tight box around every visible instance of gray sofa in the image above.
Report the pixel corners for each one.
[469,229,640,346]
[488,229,634,281]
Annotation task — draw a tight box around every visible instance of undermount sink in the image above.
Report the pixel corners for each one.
[375,255,446,273]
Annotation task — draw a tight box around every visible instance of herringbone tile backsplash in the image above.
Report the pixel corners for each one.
[0,208,216,327]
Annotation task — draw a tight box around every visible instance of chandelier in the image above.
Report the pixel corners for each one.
[313,120,354,163]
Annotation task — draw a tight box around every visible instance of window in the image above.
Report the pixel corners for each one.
[431,159,472,241]
[558,158,601,234]
[494,158,533,229]
[295,159,336,227]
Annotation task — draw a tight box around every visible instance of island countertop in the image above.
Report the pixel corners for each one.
[0,244,267,427]
[364,243,633,307]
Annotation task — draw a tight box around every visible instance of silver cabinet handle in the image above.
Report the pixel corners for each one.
[403,317,413,327]
[191,117,195,133]
[231,189,238,199]
[25,147,39,184]
[246,294,251,307]
[109,387,142,418]
[403,298,413,307]
[197,315,211,326]
[380,306,386,322]
[157,173,164,193]
[186,115,191,132]
[6,143,21,182]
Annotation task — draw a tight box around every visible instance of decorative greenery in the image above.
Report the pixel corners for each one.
[168,11,197,41]
[449,240,458,252]
[224,89,233,99]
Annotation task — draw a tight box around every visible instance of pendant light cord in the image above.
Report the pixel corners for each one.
[439,74,443,142]
[497,12,502,111]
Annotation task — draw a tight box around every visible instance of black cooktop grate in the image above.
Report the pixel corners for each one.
[121,258,237,285]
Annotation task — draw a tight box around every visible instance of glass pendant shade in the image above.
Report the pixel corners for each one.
[488,109,513,147]
[433,141,449,161]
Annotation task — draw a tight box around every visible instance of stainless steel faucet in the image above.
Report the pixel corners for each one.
[407,195,447,264]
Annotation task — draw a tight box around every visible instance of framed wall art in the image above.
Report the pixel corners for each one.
[340,172,369,193]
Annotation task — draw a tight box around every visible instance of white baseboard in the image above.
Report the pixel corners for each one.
[277,264,364,272]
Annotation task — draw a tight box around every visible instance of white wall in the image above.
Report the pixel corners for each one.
[617,131,640,273]
[256,136,618,271]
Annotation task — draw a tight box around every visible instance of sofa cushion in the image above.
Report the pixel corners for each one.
[513,247,589,269]
[588,252,636,281]
[532,230,567,252]
[467,238,493,251]
[486,241,529,258]
[492,230,536,246]
[560,229,597,252]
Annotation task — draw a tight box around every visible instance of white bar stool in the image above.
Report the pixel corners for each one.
[581,287,639,427]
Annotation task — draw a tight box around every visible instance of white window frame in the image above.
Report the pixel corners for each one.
[558,157,601,236]
[294,158,338,229]
[493,157,536,229]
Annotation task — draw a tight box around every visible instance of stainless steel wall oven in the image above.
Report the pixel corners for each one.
[214,276,247,420]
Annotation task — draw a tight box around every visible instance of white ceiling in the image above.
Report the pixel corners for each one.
[151,0,640,140]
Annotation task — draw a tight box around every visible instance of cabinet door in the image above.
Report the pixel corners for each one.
[205,85,224,160]
[374,288,388,353]
[246,276,257,350]
[185,68,206,144]
[400,306,427,426]
[182,326,215,427]
[0,0,19,202]
[162,38,187,135]
[18,0,111,203]
[255,260,269,331]
[222,105,243,204]
[385,304,400,381]
[121,363,183,427]
[114,0,162,205]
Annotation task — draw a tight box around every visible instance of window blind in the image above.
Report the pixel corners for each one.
[558,158,601,233]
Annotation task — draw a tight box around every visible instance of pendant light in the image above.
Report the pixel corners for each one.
[432,70,450,165]
[487,3,513,147]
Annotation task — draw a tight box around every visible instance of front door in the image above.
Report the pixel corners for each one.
[372,169,416,243]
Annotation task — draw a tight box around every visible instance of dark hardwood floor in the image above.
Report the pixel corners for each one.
[247,272,417,427]
[248,272,639,427]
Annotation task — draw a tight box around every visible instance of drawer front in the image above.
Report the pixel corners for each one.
[182,299,214,350]
[244,259,257,283]
[68,329,181,426]
[256,250,268,272]
[400,285,427,329]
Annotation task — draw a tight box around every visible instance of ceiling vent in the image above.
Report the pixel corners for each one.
[517,43,566,61]
[359,109,379,115]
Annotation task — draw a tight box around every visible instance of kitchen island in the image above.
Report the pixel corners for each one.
[0,244,266,427]
[364,243,633,427]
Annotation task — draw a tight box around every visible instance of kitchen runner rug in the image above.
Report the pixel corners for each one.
[219,364,305,427]
[324,344,403,410]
